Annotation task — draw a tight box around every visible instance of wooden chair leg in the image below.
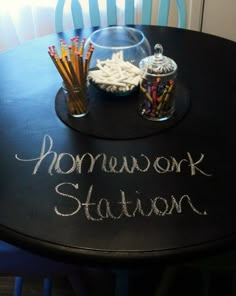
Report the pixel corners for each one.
[114,270,129,296]
[43,277,52,296]
[231,272,236,296]
[14,276,23,296]
[201,271,210,296]
[154,266,177,296]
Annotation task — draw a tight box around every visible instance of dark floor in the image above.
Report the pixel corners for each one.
[0,267,234,295]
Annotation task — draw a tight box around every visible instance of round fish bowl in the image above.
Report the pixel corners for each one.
[85,26,151,96]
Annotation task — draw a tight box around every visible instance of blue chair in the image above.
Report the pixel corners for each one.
[182,250,236,296]
[55,0,187,33]
[0,240,82,295]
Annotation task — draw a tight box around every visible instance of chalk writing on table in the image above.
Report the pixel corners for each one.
[54,183,207,220]
[15,134,211,221]
[15,134,212,177]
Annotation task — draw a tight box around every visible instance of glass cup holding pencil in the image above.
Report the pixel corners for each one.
[48,37,94,117]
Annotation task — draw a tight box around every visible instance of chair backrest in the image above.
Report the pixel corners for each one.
[55,0,187,33]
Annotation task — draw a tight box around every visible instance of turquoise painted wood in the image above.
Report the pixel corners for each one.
[158,0,187,28]
[124,0,135,25]
[0,241,52,296]
[55,0,66,33]
[157,0,170,26]
[176,0,187,28]
[71,0,84,29]
[141,0,153,25]
[107,0,117,26]
[88,0,100,27]
[55,0,187,33]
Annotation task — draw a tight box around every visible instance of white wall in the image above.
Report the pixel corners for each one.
[167,0,236,42]
[151,0,204,31]
[202,0,236,41]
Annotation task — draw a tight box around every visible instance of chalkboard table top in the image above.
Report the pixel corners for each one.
[0,25,236,267]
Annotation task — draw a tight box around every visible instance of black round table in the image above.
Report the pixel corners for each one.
[0,25,235,267]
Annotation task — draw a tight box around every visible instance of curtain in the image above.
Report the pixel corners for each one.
[0,0,61,52]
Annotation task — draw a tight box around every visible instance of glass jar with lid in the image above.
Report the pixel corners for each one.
[138,43,177,121]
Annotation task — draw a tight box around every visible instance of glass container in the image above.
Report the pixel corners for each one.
[62,82,88,118]
[138,43,177,121]
[85,26,151,96]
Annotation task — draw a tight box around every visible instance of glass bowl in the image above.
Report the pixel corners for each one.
[85,26,151,96]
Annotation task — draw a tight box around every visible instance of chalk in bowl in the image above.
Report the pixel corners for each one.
[88,51,141,96]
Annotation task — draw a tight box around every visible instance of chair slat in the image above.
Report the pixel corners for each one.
[14,276,23,296]
[176,0,187,28]
[157,0,170,26]
[89,0,100,27]
[141,0,152,25]
[55,0,65,33]
[107,0,117,25]
[55,0,187,32]
[125,0,135,25]
[71,0,84,29]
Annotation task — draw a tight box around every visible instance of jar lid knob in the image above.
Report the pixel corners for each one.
[154,43,163,59]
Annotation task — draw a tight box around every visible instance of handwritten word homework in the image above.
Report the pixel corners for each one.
[15,135,212,177]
